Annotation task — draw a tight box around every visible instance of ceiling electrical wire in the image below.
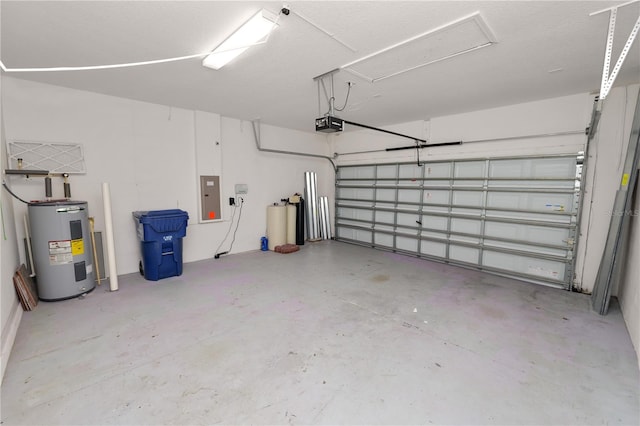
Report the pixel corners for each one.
[317,82,322,117]
[0,8,285,73]
[320,79,331,114]
[319,77,352,115]
[333,82,353,112]
[288,8,357,52]
[0,52,211,73]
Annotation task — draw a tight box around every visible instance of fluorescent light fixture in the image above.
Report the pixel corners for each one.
[203,9,278,70]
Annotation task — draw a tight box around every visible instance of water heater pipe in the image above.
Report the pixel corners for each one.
[44,177,52,199]
[63,173,71,199]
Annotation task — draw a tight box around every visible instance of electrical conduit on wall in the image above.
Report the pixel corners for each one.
[251,120,337,172]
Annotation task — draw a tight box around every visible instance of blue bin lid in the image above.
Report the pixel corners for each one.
[133,209,189,221]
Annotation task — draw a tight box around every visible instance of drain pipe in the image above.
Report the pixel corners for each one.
[251,121,337,173]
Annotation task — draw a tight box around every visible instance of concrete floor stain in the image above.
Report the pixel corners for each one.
[371,274,390,283]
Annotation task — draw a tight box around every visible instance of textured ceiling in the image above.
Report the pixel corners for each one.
[1,1,639,133]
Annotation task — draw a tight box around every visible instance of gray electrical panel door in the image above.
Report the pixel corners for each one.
[335,154,584,289]
[200,175,221,221]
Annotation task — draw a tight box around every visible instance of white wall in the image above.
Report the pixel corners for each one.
[334,93,593,166]
[0,76,24,383]
[0,77,333,279]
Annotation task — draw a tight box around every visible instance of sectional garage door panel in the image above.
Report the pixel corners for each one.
[335,154,583,288]
[482,251,567,282]
[336,226,372,243]
[484,222,570,247]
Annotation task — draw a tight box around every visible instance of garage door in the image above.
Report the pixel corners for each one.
[335,154,584,289]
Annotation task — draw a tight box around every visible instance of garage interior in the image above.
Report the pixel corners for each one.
[0,1,639,425]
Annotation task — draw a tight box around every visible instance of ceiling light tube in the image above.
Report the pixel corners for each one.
[203,9,278,70]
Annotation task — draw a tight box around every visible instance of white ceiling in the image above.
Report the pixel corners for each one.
[1,1,639,133]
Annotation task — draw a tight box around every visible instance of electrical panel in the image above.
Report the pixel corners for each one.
[200,175,221,221]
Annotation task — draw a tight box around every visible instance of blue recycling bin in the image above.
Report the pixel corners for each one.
[132,209,189,281]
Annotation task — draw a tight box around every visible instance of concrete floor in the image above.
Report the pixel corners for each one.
[1,241,638,425]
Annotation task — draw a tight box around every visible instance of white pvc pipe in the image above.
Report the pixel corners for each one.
[102,182,119,292]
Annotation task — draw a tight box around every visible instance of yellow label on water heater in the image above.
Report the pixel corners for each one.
[621,173,630,187]
[71,239,84,256]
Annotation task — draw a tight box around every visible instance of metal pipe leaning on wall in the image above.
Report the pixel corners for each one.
[304,171,321,241]
[102,182,119,292]
[318,196,332,240]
